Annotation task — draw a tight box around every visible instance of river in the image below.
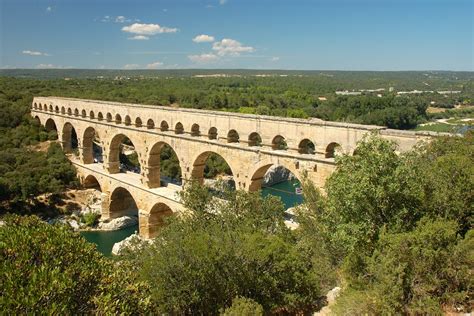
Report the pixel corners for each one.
[81,179,303,256]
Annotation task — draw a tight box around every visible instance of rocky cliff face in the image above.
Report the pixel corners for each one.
[262,165,296,186]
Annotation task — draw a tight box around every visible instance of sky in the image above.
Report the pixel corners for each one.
[0,0,472,71]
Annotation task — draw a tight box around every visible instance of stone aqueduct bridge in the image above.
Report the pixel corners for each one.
[32,97,431,238]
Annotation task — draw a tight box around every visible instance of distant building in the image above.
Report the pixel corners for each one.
[318,96,327,101]
[335,90,362,96]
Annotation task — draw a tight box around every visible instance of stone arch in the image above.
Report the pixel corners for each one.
[124,115,131,126]
[115,113,122,124]
[107,133,140,174]
[83,174,102,191]
[191,151,235,186]
[74,108,79,116]
[272,135,287,150]
[45,118,58,133]
[98,112,103,121]
[61,106,66,114]
[33,102,37,109]
[38,103,43,110]
[89,111,95,119]
[106,113,112,122]
[81,109,87,118]
[82,126,102,164]
[135,117,142,127]
[248,132,262,147]
[208,127,218,140]
[145,141,182,188]
[55,106,59,113]
[147,119,155,129]
[108,186,139,219]
[298,139,316,154]
[191,123,200,136]
[67,108,72,115]
[33,116,41,125]
[160,120,169,131]
[175,122,184,134]
[325,142,342,158]
[248,160,302,192]
[144,202,173,239]
[227,129,239,143]
[62,122,78,153]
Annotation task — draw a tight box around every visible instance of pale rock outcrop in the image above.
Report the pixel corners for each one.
[112,233,150,255]
[98,216,138,231]
[263,165,296,186]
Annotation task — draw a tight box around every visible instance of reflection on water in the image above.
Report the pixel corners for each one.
[261,180,304,209]
[81,180,303,256]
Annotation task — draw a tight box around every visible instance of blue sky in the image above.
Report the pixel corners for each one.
[0,0,472,70]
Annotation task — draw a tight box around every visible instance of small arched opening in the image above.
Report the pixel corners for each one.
[248,132,262,147]
[67,108,72,115]
[208,127,218,140]
[272,135,288,150]
[81,109,87,118]
[191,124,200,136]
[97,112,104,121]
[55,106,59,113]
[61,107,66,114]
[124,115,131,126]
[74,108,79,116]
[147,119,155,129]
[146,142,182,188]
[89,111,95,119]
[62,122,79,155]
[160,121,169,132]
[175,122,184,134]
[33,102,37,109]
[49,104,53,112]
[115,114,122,124]
[106,113,112,122]
[135,117,142,128]
[82,127,103,164]
[298,139,315,154]
[325,142,342,158]
[227,129,240,143]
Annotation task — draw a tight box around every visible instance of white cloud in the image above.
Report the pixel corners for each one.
[219,0,228,4]
[270,56,280,62]
[22,50,50,56]
[188,53,219,63]
[193,34,215,43]
[115,16,129,23]
[128,35,149,40]
[123,64,140,69]
[101,15,137,23]
[212,38,254,56]
[146,61,164,69]
[46,6,52,12]
[122,23,178,36]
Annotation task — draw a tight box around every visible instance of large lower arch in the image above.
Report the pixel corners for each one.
[145,141,182,188]
[107,133,140,174]
[108,187,139,219]
[82,126,102,164]
[142,202,173,239]
[248,161,302,193]
[83,174,102,191]
[44,118,58,140]
[62,122,78,154]
[191,151,235,188]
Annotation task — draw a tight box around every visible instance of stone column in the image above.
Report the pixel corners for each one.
[100,192,111,220]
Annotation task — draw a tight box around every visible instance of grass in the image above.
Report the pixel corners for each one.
[414,123,458,133]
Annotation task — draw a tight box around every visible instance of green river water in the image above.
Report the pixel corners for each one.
[81,180,303,256]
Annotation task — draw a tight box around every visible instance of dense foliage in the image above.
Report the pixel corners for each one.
[0,215,154,314]
[298,133,473,314]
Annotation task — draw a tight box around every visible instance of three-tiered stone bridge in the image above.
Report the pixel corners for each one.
[32,97,432,238]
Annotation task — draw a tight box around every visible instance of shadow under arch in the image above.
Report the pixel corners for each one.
[82,126,102,164]
[191,150,235,188]
[107,133,140,174]
[83,174,102,191]
[145,141,182,188]
[248,160,302,193]
[62,122,78,154]
[145,202,173,238]
[108,186,139,220]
